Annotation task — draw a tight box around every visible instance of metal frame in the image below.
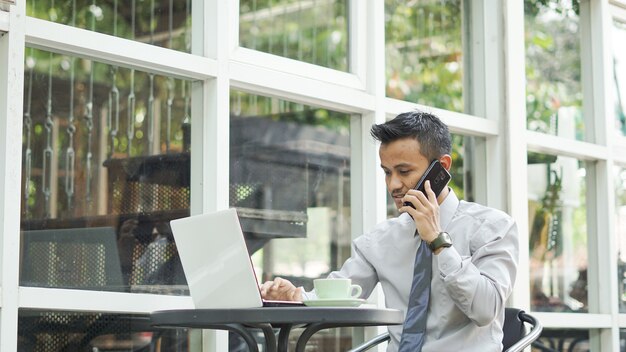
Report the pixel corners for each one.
[346,309,543,352]
[0,2,25,351]
[25,18,217,80]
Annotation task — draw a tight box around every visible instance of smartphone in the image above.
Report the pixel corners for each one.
[403,160,451,208]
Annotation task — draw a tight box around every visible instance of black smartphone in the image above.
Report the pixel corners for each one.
[403,160,451,208]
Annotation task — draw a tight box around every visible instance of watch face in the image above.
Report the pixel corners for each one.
[429,232,452,251]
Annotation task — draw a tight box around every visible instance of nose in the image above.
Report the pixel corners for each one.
[387,173,403,193]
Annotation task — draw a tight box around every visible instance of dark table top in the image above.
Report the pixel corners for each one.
[150,307,403,328]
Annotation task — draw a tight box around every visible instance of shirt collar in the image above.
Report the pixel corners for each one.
[439,188,459,231]
[400,188,460,236]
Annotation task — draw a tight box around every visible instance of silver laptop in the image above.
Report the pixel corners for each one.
[170,208,303,309]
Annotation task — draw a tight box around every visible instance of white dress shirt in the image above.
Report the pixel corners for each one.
[306,189,519,352]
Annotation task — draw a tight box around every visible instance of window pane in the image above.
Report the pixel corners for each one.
[21,48,192,294]
[239,0,349,71]
[18,309,196,351]
[385,0,465,113]
[26,0,192,52]
[525,0,585,140]
[528,153,588,312]
[616,166,626,313]
[533,329,589,352]
[230,90,353,349]
[385,134,472,218]
[613,19,626,137]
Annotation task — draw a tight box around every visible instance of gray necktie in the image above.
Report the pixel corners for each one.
[398,239,432,352]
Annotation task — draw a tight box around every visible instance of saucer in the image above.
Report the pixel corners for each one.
[303,298,366,307]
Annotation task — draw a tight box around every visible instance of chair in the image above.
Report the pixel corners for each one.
[348,308,542,352]
[502,308,543,352]
[20,227,124,291]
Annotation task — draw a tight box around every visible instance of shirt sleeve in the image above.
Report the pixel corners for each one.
[303,237,379,300]
[300,287,316,301]
[437,246,463,276]
[438,216,519,327]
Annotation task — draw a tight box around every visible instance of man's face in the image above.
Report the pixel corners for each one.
[379,137,431,210]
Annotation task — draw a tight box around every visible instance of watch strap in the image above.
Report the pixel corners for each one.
[428,232,452,251]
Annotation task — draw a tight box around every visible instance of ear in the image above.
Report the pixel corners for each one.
[439,154,452,171]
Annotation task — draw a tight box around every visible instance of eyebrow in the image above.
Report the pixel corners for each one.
[380,162,413,170]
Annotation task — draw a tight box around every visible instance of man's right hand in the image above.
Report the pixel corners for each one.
[260,277,303,301]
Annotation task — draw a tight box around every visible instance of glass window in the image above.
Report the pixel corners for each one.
[533,328,590,352]
[619,329,626,350]
[230,90,353,348]
[26,0,192,52]
[239,0,349,71]
[385,134,472,218]
[613,19,626,137]
[385,0,465,113]
[528,153,589,313]
[525,0,584,141]
[616,166,626,313]
[230,90,351,281]
[21,48,192,294]
[18,309,195,351]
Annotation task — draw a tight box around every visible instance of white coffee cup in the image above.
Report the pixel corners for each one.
[314,278,362,299]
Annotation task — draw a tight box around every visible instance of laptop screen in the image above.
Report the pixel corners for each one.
[170,208,266,309]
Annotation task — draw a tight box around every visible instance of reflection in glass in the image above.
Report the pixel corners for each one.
[613,20,626,137]
[385,134,470,218]
[230,90,351,279]
[20,48,192,294]
[230,90,353,350]
[533,328,589,352]
[385,0,464,113]
[26,0,192,52]
[616,167,626,312]
[528,153,588,313]
[525,0,584,140]
[239,0,349,71]
[18,309,193,351]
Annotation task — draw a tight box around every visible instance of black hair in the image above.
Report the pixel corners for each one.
[370,110,452,161]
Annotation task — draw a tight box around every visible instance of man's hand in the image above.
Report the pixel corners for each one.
[400,180,442,244]
[259,277,303,301]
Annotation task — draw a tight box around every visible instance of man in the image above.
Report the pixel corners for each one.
[261,111,519,351]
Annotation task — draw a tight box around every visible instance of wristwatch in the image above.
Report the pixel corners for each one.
[428,232,452,252]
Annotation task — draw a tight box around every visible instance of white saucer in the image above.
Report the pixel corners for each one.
[303,298,366,307]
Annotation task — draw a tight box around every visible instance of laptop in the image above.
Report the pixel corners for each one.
[170,208,304,308]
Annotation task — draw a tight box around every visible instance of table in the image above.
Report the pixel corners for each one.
[150,307,403,352]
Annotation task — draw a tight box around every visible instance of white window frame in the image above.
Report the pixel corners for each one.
[0,2,25,351]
